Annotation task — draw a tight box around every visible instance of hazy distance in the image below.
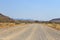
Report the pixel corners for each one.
[0,0,60,21]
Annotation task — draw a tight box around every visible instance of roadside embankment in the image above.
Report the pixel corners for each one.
[42,23,60,30]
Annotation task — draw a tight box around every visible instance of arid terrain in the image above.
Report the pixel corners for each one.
[0,23,60,40]
[0,13,60,40]
[43,23,60,30]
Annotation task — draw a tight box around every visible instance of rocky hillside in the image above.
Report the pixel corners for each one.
[50,18,60,23]
[0,13,15,23]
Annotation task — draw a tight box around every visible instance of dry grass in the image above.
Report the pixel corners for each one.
[0,23,16,28]
[0,23,27,28]
[42,23,60,30]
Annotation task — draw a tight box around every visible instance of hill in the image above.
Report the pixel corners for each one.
[50,18,60,23]
[0,13,15,23]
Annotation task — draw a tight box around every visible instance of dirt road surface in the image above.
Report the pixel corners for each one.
[0,24,60,40]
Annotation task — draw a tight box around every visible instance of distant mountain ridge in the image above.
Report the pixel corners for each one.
[0,13,36,23]
[1,13,60,23]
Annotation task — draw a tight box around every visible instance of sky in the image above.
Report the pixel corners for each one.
[0,0,60,21]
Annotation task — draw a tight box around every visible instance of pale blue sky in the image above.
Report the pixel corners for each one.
[0,0,60,21]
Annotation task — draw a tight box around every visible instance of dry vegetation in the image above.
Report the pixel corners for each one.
[0,23,16,28]
[0,23,28,28]
[47,23,60,30]
[42,23,60,30]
